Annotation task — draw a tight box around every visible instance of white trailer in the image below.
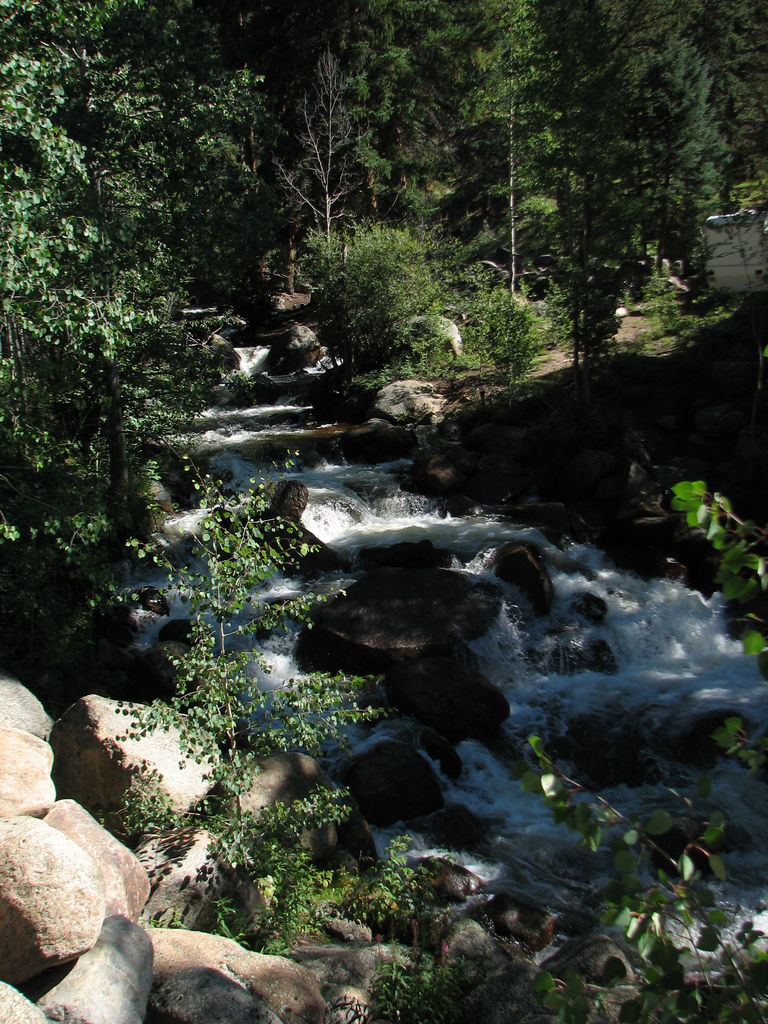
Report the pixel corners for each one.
[703,210,768,292]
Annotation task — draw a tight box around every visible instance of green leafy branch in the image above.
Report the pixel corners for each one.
[671,480,768,677]
[515,738,768,1023]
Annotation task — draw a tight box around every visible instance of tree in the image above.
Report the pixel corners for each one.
[0,0,277,681]
[276,49,359,250]
[304,224,445,380]
[623,35,725,271]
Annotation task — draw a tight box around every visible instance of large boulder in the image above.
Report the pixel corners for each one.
[50,695,214,822]
[410,315,463,358]
[338,419,417,462]
[492,542,554,615]
[33,915,154,1024]
[44,799,150,922]
[367,379,447,425]
[265,324,325,375]
[0,980,47,1022]
[463,423,529,458]
[385,657,510,742]
[408,449,477,496]
[240,752,337,863]
[0,816,106,984]
[207,333,241,372]
[0,725,56,818]
[0,673,53,740]
[136,828,265,930]
[359,539,451,569]
[461,454,532,506]
[345,739,444,825]
[148,928,325,1024]
[297,567,502,674]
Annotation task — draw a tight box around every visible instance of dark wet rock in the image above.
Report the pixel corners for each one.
[338,419,417,462]
[461,454,532,505]
[265,479,309,522]
[469,891,556,952]
[359,539,452,570]
[417,726,463,779]
[542,932,636,985]
[95,604,139,648]
[419,857,484,903]
[553,714,659,789]
[530,631,617,675]
[158,619,193,644]
[570,591,608,623]
[385,656,510,742]
[504,502,572,546]
[492,542,554,615]
[662,708,749,767]
[408,449,477,496]
[408,803,489,852]
[336,807,378,868]
[297,567,502,674]
[135,587,170,616]
[131,640,189,701]
[345,740,444,826]
[601,513,718,592]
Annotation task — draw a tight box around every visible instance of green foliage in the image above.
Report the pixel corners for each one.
[465,285,541,383]
[125,470,379,939]
[546,263,619,404]
[671,481,768,674]
[340,836,439,942]
[372,947,472,1024]
[515,738,768,1024]
[303,224,446,378]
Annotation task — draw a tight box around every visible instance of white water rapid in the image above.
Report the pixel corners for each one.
[130,355,768,942]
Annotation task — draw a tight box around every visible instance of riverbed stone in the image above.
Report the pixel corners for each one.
[34,914,153,1024]
[0,981,47,1023]
[136,827,264,930]
[367,379,447,425]
[0,725,56,818]
[50,695,214,822]
[0,673,53,740]
[338,418,417,462]
[297,567,502,674]
[148,928,325,1024]
[385,656,509,742]
[265,324,324,374]
[44,799,150,922]
[345,739,444,825]
[492,542,554,615]
[0,816,106,984]
[239,751,337,862]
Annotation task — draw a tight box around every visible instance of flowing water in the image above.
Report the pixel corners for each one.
[127,354,768,939]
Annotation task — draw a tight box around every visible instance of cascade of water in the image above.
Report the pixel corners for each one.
[135,366,768,930]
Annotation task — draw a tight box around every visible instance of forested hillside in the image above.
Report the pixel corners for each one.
[2,0,767,688]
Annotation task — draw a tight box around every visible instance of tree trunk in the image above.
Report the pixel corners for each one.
[509,102,519,292]
[104,357,129,507]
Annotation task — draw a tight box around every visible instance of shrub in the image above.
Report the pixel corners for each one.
[303,224,445,378]
[465,285,541,383]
